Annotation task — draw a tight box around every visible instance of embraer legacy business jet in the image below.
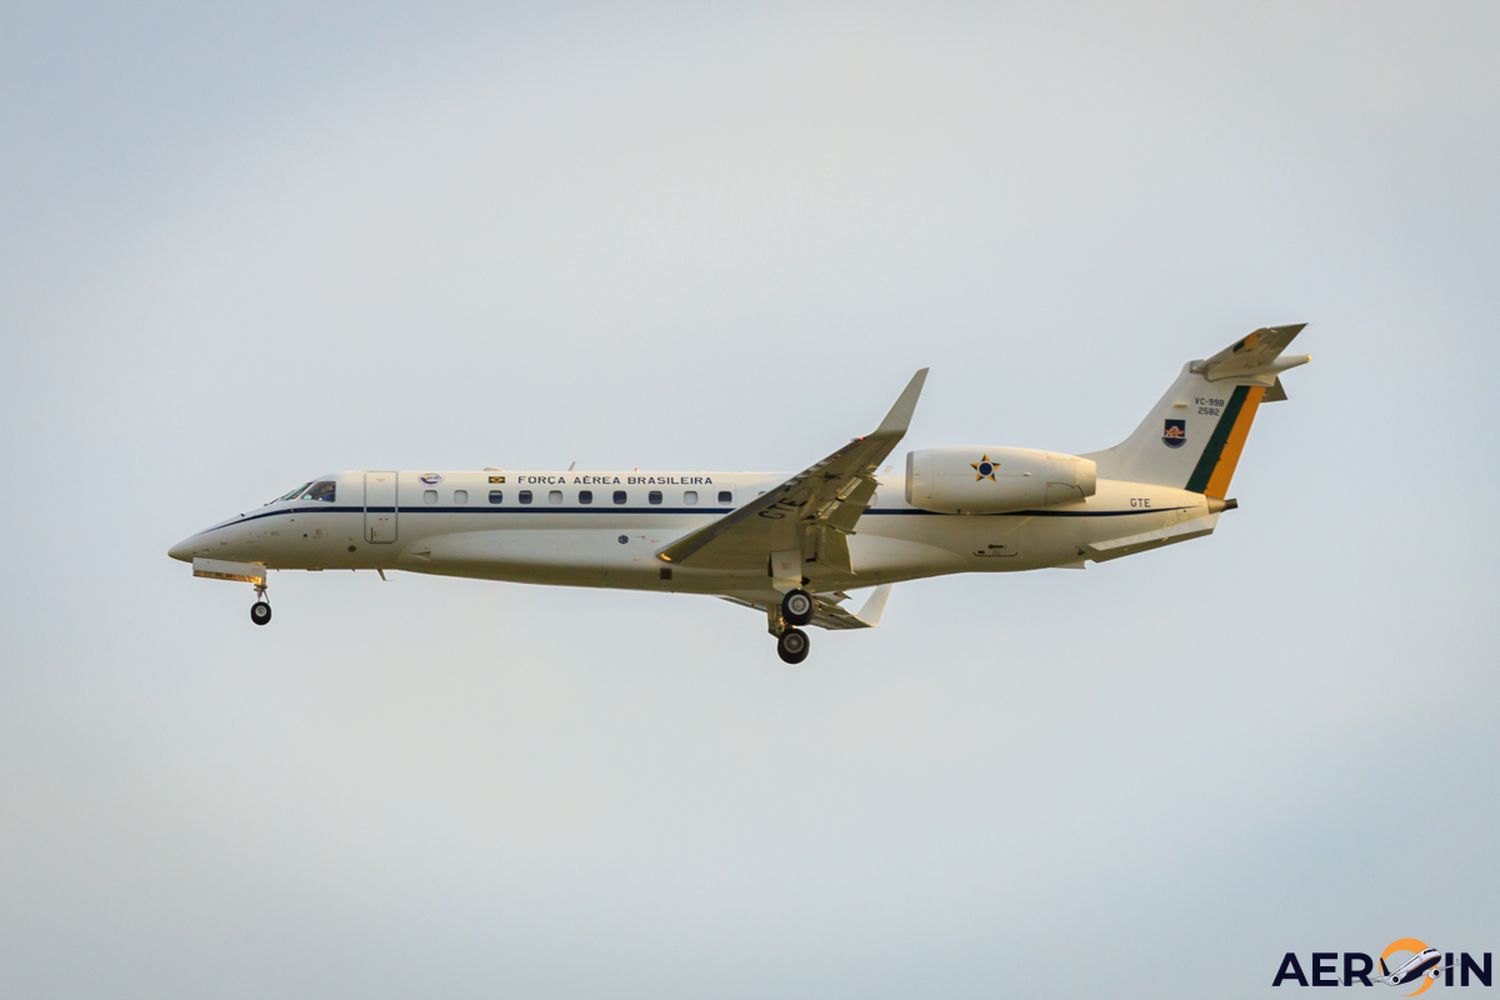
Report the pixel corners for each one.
[170,325,1309,662]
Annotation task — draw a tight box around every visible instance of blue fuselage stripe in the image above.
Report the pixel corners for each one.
[201,503,1187,535]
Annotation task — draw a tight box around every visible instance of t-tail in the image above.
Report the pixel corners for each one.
[1082,324,1310,497]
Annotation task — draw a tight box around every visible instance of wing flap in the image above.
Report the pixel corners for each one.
[718,585,893,631]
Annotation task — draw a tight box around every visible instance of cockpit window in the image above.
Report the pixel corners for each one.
[301,480,337,503]
[273,482,313,504]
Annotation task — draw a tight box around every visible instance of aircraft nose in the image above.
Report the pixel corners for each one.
[168,536,198,562]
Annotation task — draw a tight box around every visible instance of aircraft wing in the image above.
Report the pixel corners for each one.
[656,369,928,574]
[719,585,892,631]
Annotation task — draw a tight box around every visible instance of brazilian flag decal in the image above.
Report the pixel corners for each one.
[1184,385,1266,496]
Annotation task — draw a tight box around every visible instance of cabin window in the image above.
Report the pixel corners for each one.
[548,490,563,505]
[453,489,468,504]
[613,490,627,505]
[302,480,336,503]
[684,490,698,505]
[519,490,533,505]
[648,490,663,505]
[423,490,438,505]
[718,490,732,504]
[579,490,593,504]
[488,490,503,504]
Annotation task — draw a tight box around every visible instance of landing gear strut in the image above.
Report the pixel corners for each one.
[776,627,810,664]
[250,583,272,626]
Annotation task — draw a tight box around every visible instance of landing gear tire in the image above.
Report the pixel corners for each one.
[777,627,810,664]
[781,588,814,627]
[250,601,272,626]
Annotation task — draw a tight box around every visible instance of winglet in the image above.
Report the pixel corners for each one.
[873,368,929,437]
[853,584,892,626]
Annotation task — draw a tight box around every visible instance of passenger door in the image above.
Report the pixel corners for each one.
[364,471,398,543]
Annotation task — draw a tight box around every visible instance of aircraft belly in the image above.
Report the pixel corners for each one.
[402,528,620,570]
[393,525,764,593]
[852,512,1042,575]
[843,531,972,581]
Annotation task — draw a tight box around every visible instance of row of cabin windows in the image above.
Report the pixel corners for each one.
[419,489,735,506]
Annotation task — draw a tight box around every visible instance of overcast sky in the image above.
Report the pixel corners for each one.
[3,2,1498,997]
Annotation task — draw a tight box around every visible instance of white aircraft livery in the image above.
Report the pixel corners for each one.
[170,325,1310,662]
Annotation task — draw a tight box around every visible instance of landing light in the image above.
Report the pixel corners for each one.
[192,557,267,585]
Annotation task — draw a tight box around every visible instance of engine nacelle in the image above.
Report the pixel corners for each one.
[905,447,1097,514]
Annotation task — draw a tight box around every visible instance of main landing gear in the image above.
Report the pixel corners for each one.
[776,627,810,664]
[250,583,272,626]
[770,588,814,663]
[781,588,814,626]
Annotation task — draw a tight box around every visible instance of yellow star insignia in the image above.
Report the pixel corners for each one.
[971,454,999,481]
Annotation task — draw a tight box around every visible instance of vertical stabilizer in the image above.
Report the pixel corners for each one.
[1081,325,1309,495]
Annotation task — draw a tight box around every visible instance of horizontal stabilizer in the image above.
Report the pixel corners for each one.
[1192,324,1310,384]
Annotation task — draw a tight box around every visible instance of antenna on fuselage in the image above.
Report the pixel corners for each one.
[568,461,576,471]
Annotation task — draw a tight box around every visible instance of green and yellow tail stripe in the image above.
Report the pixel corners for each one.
[1184,385,1266,497]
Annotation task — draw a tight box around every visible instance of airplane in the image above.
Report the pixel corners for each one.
[1377,948,1447,987]
[169,324,1310,662]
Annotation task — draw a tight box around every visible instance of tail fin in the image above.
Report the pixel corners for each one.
[1082,325,1310,495]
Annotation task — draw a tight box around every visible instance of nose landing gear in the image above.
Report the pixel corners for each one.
[250,584,272,626]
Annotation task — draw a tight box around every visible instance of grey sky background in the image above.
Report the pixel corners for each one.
[3,2,1497,996]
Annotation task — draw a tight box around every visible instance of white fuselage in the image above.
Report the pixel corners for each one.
[169,469,1217,594]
